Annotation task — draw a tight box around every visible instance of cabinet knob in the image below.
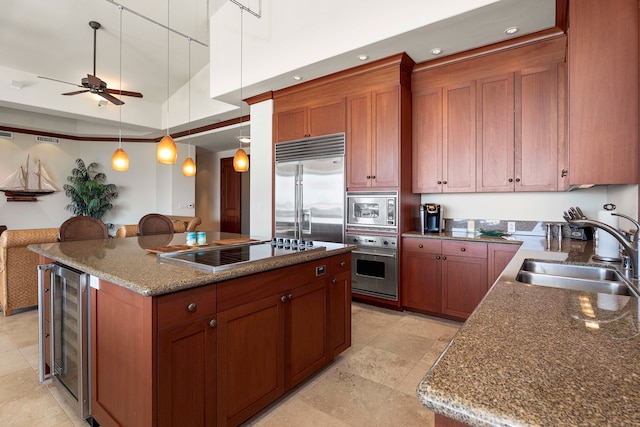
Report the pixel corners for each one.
[442,256,447,260]
[339,261,345,267]
[366,175,371,179]
[209,319,217,328]
[45,333,50,338]
[436,255,441,260]
[371,175,376,179]
[288,293,293,300]
[460,247,466,252]
[332,279,337,284]
[281,295,287,303]
[442,180,448,185]
[187,303,196,312]
[508,178,513,182]
[561,169,568,177]
[437,181,442,184]
[418,244,423,248]
[515,178,521,182]
[44,288,50,293]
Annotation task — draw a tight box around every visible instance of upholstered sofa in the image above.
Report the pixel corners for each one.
[0,228,59,316]
[115,215,201,238]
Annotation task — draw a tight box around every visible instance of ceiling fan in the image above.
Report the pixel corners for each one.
[38,21,143,106]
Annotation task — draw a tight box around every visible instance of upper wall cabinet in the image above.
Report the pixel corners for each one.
[567,0,638,186]
[274,99,346,142]
[412,35,567,194]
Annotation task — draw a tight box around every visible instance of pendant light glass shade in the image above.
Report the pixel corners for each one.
[182,156,196,176]
[112,147,129,171]
[157,135,177,164]
[233,148,249,172]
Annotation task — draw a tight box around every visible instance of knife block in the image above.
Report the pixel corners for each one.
[569,226,594,240]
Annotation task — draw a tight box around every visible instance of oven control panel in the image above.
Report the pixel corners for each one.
[345,233,397,249]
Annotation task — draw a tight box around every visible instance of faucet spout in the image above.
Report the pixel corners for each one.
[566,218,639,279]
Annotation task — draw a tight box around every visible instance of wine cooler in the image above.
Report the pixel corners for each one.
[38,263,91,420]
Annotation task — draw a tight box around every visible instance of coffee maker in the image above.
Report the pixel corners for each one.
[420,204,443,234]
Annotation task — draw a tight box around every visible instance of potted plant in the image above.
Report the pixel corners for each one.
[64,158,118,220]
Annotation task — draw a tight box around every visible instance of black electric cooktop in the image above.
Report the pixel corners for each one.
[157,239,326,272]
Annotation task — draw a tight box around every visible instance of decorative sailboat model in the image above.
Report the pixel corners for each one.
[0,156,57,201]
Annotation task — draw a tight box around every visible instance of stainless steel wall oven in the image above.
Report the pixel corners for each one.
[346,233,398,301]
[38,263,91,420]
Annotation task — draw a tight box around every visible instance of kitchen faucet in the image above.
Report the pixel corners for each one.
[565,212,640,279]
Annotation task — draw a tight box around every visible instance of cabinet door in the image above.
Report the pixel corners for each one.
[329,270,351,358]
[158,317,217,427]
[346,92,373,188]
[476,73,515,192]
[274,108,307,142]
[371,86,400,188]
[441,255,487,319]
[488,243,520,289]
[217,293,285,427]
[286,279,328,389]
[402,250,442,313]
[412,88,443,193]
[516,64,559,191]
[309,99,346,137]
[443,81,476,193]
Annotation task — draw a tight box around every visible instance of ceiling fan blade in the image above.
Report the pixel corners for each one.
[38,76,82,87]
[62,90,90,96]
[98,91,124,106]
[106,88,143,98]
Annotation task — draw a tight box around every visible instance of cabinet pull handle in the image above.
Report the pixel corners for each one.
[561,169,568,177]
[418,244,423,248]
[281,295,287,303]
[460,247,466,252]
[339,261,345,267]
[288,293,293,300]
[209,319,217,328]
[187,303,196,312]
[332,279,337,284]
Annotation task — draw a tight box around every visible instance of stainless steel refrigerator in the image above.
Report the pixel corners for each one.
[275,133,345,243]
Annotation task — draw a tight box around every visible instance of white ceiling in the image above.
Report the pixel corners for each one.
[0,0,557,152]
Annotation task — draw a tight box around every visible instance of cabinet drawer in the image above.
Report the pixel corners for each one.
[403,237,442,253]
[442,240,487,259]
[330,253,351,275]
[157,285,217,331]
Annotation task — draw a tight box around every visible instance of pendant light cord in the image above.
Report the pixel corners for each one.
[118,5,123,147]
[239,6,243,146]
[166,0,170,137]
[188,37,191,157]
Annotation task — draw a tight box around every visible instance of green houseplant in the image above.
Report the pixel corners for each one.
[64,158,118,220]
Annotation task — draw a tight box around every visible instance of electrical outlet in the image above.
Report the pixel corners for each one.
[507,221,516,233]
[467,220,475,232]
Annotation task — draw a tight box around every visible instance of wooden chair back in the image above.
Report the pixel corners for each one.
[59,216,109,242]
[137,213,174,236]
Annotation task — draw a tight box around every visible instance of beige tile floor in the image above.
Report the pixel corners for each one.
[0,303,460,427]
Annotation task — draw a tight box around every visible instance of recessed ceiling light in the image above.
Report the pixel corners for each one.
[430,48,443,55]
[505,27,519,35]
[357,54,369,61]
[292,75,303,81]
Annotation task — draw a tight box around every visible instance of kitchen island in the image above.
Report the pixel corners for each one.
[30,232,354,427]
[416,237,640,426]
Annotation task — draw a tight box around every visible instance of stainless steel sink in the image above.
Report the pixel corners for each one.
[515,260,640,297]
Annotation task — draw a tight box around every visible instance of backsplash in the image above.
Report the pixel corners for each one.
[445,218,569,238]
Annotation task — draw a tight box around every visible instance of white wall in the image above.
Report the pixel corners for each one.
[248,100,273,239]
[420,185,639,223]
[0,132,195,231]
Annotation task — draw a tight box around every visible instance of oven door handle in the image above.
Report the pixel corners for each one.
[352,250,397,259]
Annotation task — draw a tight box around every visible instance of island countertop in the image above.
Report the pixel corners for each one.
[28,232,354,297]
[416,236,640,426]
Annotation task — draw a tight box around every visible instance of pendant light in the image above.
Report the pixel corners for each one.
[233,5,249,172]
[157,0,177,164]
[112,5,129,171]
[182,38,196,176]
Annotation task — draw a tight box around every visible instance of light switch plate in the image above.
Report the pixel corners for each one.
[508,222,516,233]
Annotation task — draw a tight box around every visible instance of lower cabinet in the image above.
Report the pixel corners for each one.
[90,252,351,427]
[402,238,518,320]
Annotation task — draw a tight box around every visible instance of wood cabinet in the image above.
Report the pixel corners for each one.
[88,252,351,427]
[476,64,561,192]
[274,98,345,142]
[347,85,401,189]
[487,242,519,288]
[402,238,490,320]
[38,255,52,376]
[412,81,476,193]
[567,0,638,186]
[157,285,218,427]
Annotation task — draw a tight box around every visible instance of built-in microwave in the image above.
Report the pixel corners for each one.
[346,191,398,232]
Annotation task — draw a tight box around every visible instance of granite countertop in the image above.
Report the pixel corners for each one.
[416,235,640,426]
[29,232,354,297]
